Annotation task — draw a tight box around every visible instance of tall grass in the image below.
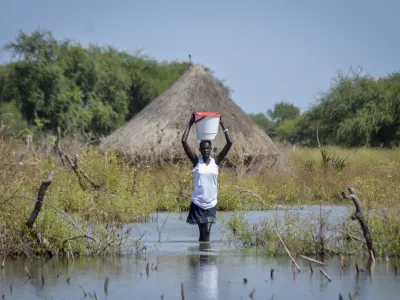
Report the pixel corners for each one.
[1,127,399,257]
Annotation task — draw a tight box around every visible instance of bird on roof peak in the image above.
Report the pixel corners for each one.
[188,54,193,68]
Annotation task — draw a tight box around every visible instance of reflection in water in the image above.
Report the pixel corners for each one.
[2,209,400,300]
[187,243,219,300]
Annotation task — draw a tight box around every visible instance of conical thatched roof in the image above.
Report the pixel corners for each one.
[101,64,279,166]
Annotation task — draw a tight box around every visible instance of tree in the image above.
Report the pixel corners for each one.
[0,28,190,137]
[4,28,60,63]
[267,102,300,123]
[275,117,301,143]
[303,68,400,147]
[248,113,273,134]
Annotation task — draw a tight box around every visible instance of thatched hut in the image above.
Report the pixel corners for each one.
[101,64,279,168]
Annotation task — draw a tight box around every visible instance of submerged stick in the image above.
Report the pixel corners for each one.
[1,255,6,269]
[104,276,108,295]
[370,250,375,263]
[299,255,326,266]
[320,269,332,282]
[181,282,185,300]
[249,288,255,299]
[78,283,87,297]
[341,255,345,270]
[274,227,301,272]
[24,266,32,280]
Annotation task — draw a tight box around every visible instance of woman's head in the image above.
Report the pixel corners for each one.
[199,140,212,161]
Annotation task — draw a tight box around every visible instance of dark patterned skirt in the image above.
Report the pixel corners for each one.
[186,202,217,225]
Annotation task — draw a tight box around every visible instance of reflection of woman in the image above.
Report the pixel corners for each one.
[187,244,219,300]
[181,113,233,243]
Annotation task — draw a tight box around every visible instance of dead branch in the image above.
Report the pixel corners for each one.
[40,201,97,244]
[54,127,65,166]
[274,227,301,272]
[320,269,332,282]
[6,195,97,245]
[331,225,363,242]
[341,187,376,259]
[299,255,326,266]
[65,154,101,190]
[225,184,264,207]
[26,172,54,229]
[54,128,100,190]
[62,235,97,248]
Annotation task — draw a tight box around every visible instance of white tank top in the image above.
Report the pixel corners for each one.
[191,157,219,209]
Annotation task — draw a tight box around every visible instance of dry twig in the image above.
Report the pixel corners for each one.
[274,227,300,272]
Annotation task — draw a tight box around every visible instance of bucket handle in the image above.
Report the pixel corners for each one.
[194,116,206,123]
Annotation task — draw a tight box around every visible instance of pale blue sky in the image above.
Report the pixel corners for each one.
[1,0,399,114]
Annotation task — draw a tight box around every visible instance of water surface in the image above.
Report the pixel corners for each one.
[1,207,399,299]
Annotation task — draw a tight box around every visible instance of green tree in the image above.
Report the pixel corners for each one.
[1,28,189,137]
[303,68,400,147]
[267,101,300,123]
[275,117,302,143]
[248,112,273,133]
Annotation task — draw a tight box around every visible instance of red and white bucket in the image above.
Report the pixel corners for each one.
[194,112,221,141]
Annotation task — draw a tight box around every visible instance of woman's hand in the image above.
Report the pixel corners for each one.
[189,113,195,126]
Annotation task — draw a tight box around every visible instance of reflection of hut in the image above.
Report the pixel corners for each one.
[101,64,279,167]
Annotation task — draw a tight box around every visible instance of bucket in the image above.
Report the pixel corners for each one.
[194,112,221,141]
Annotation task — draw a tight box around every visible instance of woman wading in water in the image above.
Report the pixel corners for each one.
[181,113,233,243]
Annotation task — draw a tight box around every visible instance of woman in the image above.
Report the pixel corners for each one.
[181,113,233,243]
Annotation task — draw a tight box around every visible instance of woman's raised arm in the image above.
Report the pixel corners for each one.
[181,114,198,167]
[215,117,233,165]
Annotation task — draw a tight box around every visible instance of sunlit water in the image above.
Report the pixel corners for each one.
[1,206,399,299]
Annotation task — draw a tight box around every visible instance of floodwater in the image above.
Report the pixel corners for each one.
[1,206,399,299]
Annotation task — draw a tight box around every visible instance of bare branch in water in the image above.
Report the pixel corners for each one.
[274,226,301,272]
[341,187,376,259]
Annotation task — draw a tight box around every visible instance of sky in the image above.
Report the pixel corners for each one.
[1,0,399,114]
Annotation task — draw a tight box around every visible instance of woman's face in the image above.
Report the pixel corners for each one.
[200,141,211,161]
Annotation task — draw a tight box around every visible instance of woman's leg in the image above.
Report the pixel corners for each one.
[198,223,212,242]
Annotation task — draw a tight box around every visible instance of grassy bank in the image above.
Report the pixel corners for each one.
[1,131,399,258]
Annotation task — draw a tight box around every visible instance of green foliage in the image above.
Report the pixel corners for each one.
[0,28,189,136]
[248,112,273,133]
[251,67,400,147]
[222,205,400,257]
[267,101,300,123]
[319,148,351,171]
[275,117,301,143]
[1,128,400,257]
[0,100,35,137]
[302,148,350,173]
[299,68,400,147]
